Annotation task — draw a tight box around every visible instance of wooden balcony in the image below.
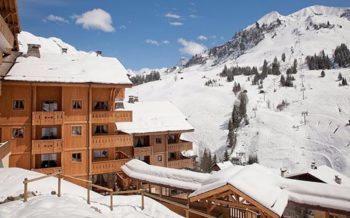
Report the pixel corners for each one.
[92,134,133,149]
[92,158,130,175]
[0,14,15,53]
[168,158,193,169]
[167,140,193,153]
[91,111,132,123]
[32,139,63,154]
[134,146,153,157]
[32,111,64,125]
[32,167,62,175]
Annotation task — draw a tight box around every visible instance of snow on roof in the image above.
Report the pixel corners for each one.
[121,159,209,191]
[117,101,194,134]
[0,167,182,218]
[190,164,350,216]
[4,31,132,85]
[215,161,234,170]
[287,165,350,187]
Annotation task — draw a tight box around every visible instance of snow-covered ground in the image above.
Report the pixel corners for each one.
[0,168,182,218]
[129,6,350,175]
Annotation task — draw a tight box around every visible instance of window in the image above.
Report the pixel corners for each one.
[93,101,108,111]
[169,152,176,160]
[41,127,58,139]
[72,100,82,110]
[156,137,162,144]
[13,100,24,110]
[42,101,58,112]
[93,150,108,159]
[168,135,177,144]
[72,153,82,162]
[72,126,82,136]
[157,155,162,161]
[41,153,57,168]
[12,128,24,138]
[115,101,124,109]
[94,125,108,135]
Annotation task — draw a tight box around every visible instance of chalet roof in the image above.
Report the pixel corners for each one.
[122,160,350,216]
[286,165,350,187]
[117,101,194,134]
[215,161,235,170]
[4,31,132,85]
[121,159,209,191]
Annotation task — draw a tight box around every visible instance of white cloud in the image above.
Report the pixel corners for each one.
[145,39,170,46]
[169,21,183,26]
[145,39,160,46]
[165,12,181,19]
[197,35,207,41]
[178,38,207,56]
[44,14,68,23]
[74,8,115,32]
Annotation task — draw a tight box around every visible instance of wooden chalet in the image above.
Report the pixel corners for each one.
[122,159,350,218]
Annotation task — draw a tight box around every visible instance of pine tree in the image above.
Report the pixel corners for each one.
[334,44,350,68]
[271,57,281,75]
[338,73,343,81]
[261,60,268,78]
[213,154,217,165]
[342,78,348,86]
[320,70,325,78]
[223,149,230,161]
[281,53,286,62]
[280,75,286,86]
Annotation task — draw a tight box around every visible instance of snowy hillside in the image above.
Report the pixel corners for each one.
[128,5,350,175]
[0,168,182,218]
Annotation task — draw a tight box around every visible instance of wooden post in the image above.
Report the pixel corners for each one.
[159,186,162,198]
[148,183,151,193]
[57,174,62,197]
[110,192,113,211]
[87,181,91,204]
[186,194,190,218]
[23,178,28,202]
[141,190,144,210]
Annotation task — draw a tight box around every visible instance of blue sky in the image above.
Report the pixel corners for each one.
[19,0,350,70]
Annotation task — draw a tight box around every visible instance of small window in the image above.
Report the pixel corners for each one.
[72,126,82,136]
[156,137,162,144]
[42,101,58,112]
[13,100,24,110]
[72,100,82,110]
[115,101,124,109]
[72,153,82,162]
[94,101,108,111]
[94,125,108,135]
[41,127,58,140]
[157,155,162,161]
[93,150,108,159]
[12,128,24,138]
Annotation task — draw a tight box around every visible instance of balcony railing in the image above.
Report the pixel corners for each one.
[91,111,132,123]
[92,134,133,149]
[0,141,10,160]
[32,111,64,125]
[32,167,62,175]
[92,158,130,174]
[168,158,193,169]
[32,139,63,154]
[0,14,14,52]
[134,146,153,157]
[167,140,193,153]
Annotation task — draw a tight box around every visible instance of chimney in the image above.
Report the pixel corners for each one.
[61,48,68,54]
[27,44,41,58]
[280,168,287,177]
[96,50,102,56]
[128,96,134,103]
[311,161,317,170]
[335,175,342,184]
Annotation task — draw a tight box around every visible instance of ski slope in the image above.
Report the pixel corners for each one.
[129,5,350,175]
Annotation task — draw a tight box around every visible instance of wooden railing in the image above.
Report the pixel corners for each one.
[168,158,193,169]
[32,111,64,125]
[92,158,130,174]
[32,167,62,175]
[167,140,193,153]
[134,146,153,156]
[32,139,63,154]
[92,134,133,149]
[0,14,14,52]
[0,141,10,160]
[91,111,132,123]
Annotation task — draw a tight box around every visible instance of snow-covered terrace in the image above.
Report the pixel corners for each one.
[117,101,194,135]
[122,159,350,216]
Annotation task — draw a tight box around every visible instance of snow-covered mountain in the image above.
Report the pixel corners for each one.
[128,5,350,175]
